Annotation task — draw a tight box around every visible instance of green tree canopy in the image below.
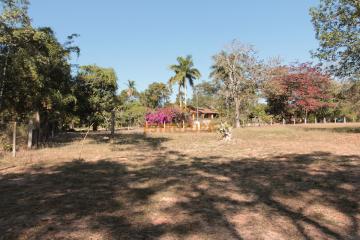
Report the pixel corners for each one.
[1,0,78,131]
[169,55,201,108]
[310,0,360,77]
[191,81,220,109]
[74,65,118,130]
[141,82,171,109]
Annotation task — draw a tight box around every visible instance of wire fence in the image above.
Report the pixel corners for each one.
[0,116,357,158]
[0,122,29,158]
[144,122,217,133]
[144,116,355,133]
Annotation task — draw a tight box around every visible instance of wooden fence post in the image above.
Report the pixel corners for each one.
[27,119,33,149]
[12,121,16,157]
[110,110,115,140]
[144,121,148,133]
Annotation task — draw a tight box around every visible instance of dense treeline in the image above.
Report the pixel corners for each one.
[0,0,120,146]
[1,0,80,145]
[0,0,359,149]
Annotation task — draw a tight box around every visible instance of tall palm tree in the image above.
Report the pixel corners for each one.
[169,55,201,108]
[126,79,136,98]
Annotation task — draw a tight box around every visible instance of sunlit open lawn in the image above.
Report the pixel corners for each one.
[1,123,359,240]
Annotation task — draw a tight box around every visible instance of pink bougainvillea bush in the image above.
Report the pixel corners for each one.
[145,107,188,125]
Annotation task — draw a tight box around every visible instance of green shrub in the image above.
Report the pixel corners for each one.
[0,134,12,151]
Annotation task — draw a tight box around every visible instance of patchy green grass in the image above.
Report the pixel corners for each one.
[0,123,359,239]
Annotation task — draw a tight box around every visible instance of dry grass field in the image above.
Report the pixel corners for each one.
[0,123,359,240]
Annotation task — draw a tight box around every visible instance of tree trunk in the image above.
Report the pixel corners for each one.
[34,111,40,148]
[69,121,75,129]
[235,98,241,128]
[43,116,50,143]
[184,83,187,107]
[12,121,16,157]
[93,123,98,131]
[51,121,55,138]
[110,110,115,138]
[179,84,182,108]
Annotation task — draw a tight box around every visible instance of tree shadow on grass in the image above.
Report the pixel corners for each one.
[190,152,359,239]
[0,148,359,239]
[109,132,169,150]
[39,131,169,150]
[303,126,360,134]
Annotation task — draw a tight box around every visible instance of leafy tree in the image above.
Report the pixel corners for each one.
[1,0,31,115]
[169,55,201,108]
[262,66,290,120]
[140,82,171,109]
[336,80,360,121]
[119,100,147,128]
[74,65,118,131]
[32,28,79,134]
[126,79,137,98]
[254,104,272,122]
[117,89,129,105]
[265,63,333,122]
[310,0,360,77]
[0,0,79,141]
[211,40,265,128]
[191,81,220,109]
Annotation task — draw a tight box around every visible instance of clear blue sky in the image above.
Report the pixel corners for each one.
[29,0,320,92]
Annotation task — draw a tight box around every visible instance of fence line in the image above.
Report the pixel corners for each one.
[241,116,352,127]
[144,122,216,133]
[144,117,356,133]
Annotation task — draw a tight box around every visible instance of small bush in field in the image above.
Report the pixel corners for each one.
[218,122,232,141]
[0,134,12,151]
